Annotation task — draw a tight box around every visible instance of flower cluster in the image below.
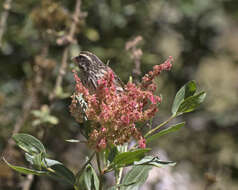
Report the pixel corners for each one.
[70,57,173,151]
[141,56,173,89]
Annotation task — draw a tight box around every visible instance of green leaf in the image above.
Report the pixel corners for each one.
[24,154,75,185]
[42,158,62,167]
[31,105,59,126]
[46,115,59,125]
[84,165,99,190]
[134,156,176,167]
[25,153,34,165]
[146,122,185,144]
[13,133,46,155]
[76,164,99,190]
[3,157,47,176]
[184,81,197,97]
[108,182,137,190]
[33,153,43,169]
[172,81,197,115]
[112,148,151,168]
[55,86,71,99]
[85,28,100,42]
[25,153,44,169]
[117,143,128,152]
[31,110,43,117]
[32,119,42,127]
[107,146,118,163]
[121,165,152,190]
[43,158,76,185]
[177,92,206,114]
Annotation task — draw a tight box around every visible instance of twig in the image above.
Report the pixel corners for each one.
[50,0,83,100]
[127,116,176,151]
[125,36,143,81]
[74,152,96,190]
[21,0,85,189]
[1,43,50,190]
[0,0,12,47]
[144,115,175,138]
[75,152,96,177]
[20,1,84,189]
[22,174,34,190]
[2,1,84,189]
[19,46,52,190]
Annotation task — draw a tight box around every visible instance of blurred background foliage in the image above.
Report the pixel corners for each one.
[0,0,238,189]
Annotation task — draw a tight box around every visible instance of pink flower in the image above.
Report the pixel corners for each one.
[121,115,130,125]
[98,138,107,150]
[139,138,146,148]
[142,56,173,89]
[70,57,173,151]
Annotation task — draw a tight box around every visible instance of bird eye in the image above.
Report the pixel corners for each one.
[76,56,89,71]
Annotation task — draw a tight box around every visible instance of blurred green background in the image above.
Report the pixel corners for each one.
[0,0,238,189]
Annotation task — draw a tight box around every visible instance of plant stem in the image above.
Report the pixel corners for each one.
[74,152,96,190]
[117,168,123,184]
[114,167,123,190]
[145,115,175,138]
[50,0,84,100]
[115,144,127,189]
[130,115,176,150]
[96,152,103,190]
[75,152,96,178]
[0,0,12,47]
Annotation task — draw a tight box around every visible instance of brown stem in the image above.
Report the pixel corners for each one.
[2,1,84,189]
[52,47,69,99]
[21,0,84,188]
[1,42,50,190]
[50,0,82,100]
[125,36,143,82]
[22,174,34,190]
[132,48,142,78]
[20,0,84,189]
[0,0,12,47]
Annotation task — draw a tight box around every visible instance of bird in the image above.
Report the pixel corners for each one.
[72,51,124,93]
